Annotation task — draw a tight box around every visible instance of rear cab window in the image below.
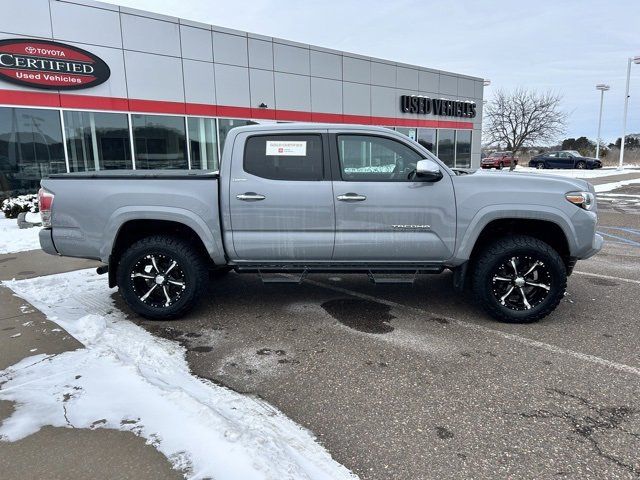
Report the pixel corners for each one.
[243,134,323,181]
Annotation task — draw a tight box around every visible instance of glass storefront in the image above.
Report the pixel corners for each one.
[0,105,476,198]
[187,117,218,170]
[437,129,456,167]
[132,114,188,170]
[455,130,472,168]
[416,128,437,153]
[218,118,257,156]
[0,107,66,196]
[64,111,132,171]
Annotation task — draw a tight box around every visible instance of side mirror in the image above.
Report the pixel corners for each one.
[414,159,443,182]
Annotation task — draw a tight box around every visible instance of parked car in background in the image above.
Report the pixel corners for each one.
[481,152,518,169]
[529,151,602,170]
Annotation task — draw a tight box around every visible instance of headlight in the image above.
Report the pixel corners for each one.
[565,191,595,210]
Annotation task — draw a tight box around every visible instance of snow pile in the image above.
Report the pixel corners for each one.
[1,193,39,219]
[0,217,42,254]
[0,270,356,480]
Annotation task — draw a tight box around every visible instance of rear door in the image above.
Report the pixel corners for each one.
[330,132,456,262]
[228,131,335,261]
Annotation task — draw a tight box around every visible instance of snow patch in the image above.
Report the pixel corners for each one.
[594,178,640,193]
[0,217,41,254]
[0,270,356,480]
[515,165,640,179]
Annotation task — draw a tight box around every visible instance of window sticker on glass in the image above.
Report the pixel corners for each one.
[265,140,307,156]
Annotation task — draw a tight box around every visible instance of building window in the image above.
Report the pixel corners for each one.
[243,134,323,181]
[0,107,65,197]
[218,118,258,157]
[437,129,455,167]
[131,114,187,169]
[64,111,132,172]
[337,134,422,182]
[187,117,218,170]
[395,127,417,141]
[417,128,437,154]
[455,130,471,168]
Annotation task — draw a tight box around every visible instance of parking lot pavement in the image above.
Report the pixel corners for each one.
[129,208,640,480]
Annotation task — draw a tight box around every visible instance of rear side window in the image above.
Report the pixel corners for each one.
[243,134,323,181]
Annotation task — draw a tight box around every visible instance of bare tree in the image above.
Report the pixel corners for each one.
[483,89,567,156]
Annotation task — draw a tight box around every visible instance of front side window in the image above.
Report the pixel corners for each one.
[337,135,423,181]
[132,114,187,170]
[243,134,323,181]
[64,111,132,171]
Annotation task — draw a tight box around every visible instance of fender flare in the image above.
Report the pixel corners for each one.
[100,206,226,265]
[454,204,577,262]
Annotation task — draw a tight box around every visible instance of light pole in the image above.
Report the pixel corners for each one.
[618,56,640,170]
[595,84,610,159]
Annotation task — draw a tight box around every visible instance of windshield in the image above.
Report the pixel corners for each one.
[488,152,504,157]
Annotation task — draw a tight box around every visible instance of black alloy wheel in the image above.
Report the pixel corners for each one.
[117,235,209,320]
[472,235,566,323]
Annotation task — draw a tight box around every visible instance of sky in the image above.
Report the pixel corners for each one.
[112,0,640,144]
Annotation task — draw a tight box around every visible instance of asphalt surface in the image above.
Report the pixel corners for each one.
[118,200,640,480]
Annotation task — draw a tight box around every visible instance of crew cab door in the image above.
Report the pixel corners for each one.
[227,131,334,261]
[329,132,456,262]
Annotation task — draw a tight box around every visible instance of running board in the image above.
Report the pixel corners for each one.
[235,264,444,274]
[258,270,307,284]
[368,271,418,285]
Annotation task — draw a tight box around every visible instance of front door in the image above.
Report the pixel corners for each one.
[228,131,335,261]
[330,132,457,262]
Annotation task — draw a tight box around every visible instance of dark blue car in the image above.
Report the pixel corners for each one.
[529,150,602,169]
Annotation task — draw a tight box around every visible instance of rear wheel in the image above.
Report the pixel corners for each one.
[117,235,209,320]
[471,235,566,323]
[498,162,504,170]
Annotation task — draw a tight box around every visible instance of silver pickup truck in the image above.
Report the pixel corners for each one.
[38,123,602,323]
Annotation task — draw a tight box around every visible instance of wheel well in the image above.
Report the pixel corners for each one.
[109,220,212,287]
[470,219,570,266]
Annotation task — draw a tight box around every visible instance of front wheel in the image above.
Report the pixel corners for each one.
[575,161,586,169]
[117,235,209,320]
[536,162,545,169]
[471,235,567,323]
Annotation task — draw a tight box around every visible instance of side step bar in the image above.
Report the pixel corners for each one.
[367,271,418,285]
[257,270,308,284]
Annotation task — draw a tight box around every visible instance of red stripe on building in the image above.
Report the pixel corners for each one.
[0,89,475,129]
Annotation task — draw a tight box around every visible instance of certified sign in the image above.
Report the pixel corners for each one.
[0,39,110,90]
[265,141,307,156]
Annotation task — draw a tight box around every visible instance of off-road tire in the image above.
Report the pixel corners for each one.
[117,235,209,320]
[471,235,566,323]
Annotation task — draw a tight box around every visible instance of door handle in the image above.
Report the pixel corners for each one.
[337,193,367,202]
[236,192,266,201]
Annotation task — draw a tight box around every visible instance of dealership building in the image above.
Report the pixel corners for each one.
[0,0,484,198]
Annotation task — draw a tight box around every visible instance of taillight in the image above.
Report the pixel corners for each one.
[38,187,54,227]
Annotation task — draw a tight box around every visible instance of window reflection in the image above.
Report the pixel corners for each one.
[455,130,471,168]
[0,107,65,196]
[218,118,258,157]
[132,114,187,169]
[437,129,455,167]
[417,128,437,153]
[187,117,218,170]
[64,111,132,171]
